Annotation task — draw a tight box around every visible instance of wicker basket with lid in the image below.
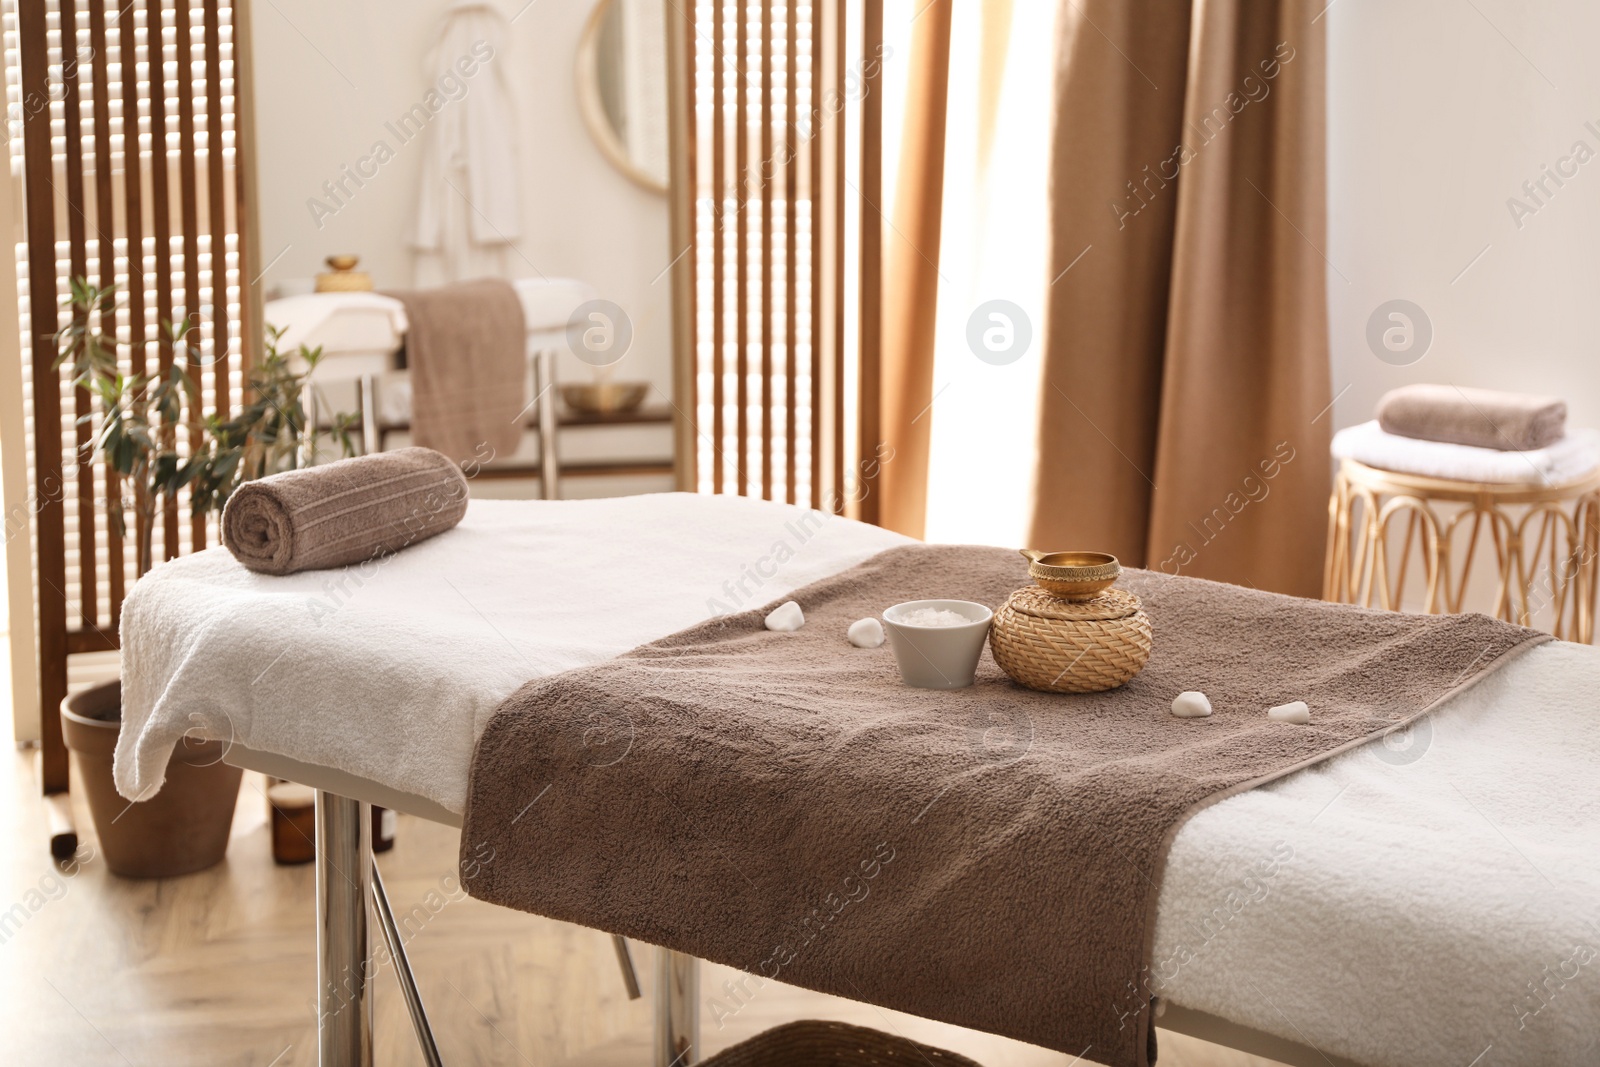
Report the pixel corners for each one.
[990,556,1152,693]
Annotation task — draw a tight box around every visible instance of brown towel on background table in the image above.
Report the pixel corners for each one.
[1377,383,1567,451]
[221,447,467,575]
[384,279,525,462]
[461,544,1545,1067]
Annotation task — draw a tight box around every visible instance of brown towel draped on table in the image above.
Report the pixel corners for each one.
[384,278,526,462]
[1377,383,1567,452]
[221,447,468,575]
[461,544,1544,1067]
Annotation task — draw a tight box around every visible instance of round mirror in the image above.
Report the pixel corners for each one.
[576,0,670,193]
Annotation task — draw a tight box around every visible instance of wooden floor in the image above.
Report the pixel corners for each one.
[0,744,1288,1067]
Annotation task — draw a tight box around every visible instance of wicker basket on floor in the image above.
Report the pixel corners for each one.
[701,1021,984,1067]
[989,586,1152,693]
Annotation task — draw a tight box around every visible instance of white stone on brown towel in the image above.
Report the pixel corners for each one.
[765,600,805,632]
[1376,383,1566,452]
[1170,691,1212,718]
[847,617,885,648]
[1268,700,1311,724]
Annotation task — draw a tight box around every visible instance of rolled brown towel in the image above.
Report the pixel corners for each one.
[222,447,469,575]
[1376,383,1567,452]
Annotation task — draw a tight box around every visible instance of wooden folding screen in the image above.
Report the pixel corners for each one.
[12,0,255,827]
[666,0,883,521]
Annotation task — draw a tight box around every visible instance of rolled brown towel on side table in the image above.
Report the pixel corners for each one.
[1377,383,1567,452]
[221,446,469,576]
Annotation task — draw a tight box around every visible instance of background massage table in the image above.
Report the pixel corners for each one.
[117,494,1600,1067]
[263,278,598,497]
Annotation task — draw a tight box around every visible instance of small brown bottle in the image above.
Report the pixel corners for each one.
[372,805,396,853]
[268,780,317,865]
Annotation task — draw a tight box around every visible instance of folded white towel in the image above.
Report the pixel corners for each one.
[1332,420,1600,486]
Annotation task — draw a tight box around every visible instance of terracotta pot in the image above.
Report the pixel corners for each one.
[60,680,242,878]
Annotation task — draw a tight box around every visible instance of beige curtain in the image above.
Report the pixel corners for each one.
[879,0,953,538]
[1028,0,1331,597]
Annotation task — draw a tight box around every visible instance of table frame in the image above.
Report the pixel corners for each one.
[223,741,1375,1067]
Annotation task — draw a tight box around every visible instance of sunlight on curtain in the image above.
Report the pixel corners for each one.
[921,2,1052,546]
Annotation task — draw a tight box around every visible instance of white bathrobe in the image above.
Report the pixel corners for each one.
[410,1,521,285]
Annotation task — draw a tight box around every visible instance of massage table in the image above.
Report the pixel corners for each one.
[115,494,1600,1067]
[263,278,599,497]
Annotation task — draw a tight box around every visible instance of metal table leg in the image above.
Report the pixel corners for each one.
[655,949,699,1067]
[302,384,321,467]
[535,347,560,500]
[316,791,374,1067]
[358,373,381,455]
[613,935,643,999]
[372,860,445,1066]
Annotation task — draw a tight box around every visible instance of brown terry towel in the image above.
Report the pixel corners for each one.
[384,278,525,462]
[222,447,468,575]
[1377,383,1567,451]
[461,544,1545,1067]
[700,1021,984,1067]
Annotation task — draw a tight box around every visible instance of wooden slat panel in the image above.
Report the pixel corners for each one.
[856,0,883,525]
[66,626,120,655]
[203,0,229,419]
[735,1,749,496]
[675,0,876,512]
[711,0,726,495]
[759,0,772,500]
[119,1,147,382]
[664,0,698,491]
[231,0,261,388]
[89,0,125,621]
[173,0,204,549]
[831,0,845,513]
[809,0,822,510]
[60,0,97,628]
[20,0,70,790]
[785,0,798,505]
[146,0,178,556]
[18,0,254,794]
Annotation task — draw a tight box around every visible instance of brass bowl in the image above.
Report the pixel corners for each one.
[316,254,372,292]
[561,381,648,415]
[1019,549,1121,601]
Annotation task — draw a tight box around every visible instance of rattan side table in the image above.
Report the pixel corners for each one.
[1323,458,1600,642]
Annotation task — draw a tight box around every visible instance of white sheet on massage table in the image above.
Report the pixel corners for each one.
[117,494,1600,1067]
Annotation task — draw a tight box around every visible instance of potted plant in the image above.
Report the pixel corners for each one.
[53,278,354,877]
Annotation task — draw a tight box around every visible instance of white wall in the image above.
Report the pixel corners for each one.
[249,0,674,398]
[1327,0,1600,430]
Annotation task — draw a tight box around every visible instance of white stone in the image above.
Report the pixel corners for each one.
[764,600,805,632]
[1170,691,1212,718]
[847,617,885,648]
[1268,700,1311,724]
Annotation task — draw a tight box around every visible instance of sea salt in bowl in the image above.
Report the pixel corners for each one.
[881,600,994,689]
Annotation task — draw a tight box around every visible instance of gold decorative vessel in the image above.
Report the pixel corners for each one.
[1020,549,1121,601]
[990,550,1152,693]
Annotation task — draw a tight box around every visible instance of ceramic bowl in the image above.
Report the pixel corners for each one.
[881,599,994,689]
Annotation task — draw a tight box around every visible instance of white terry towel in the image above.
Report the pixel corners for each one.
[1332,420,1600,487]
[114,494,910,811]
